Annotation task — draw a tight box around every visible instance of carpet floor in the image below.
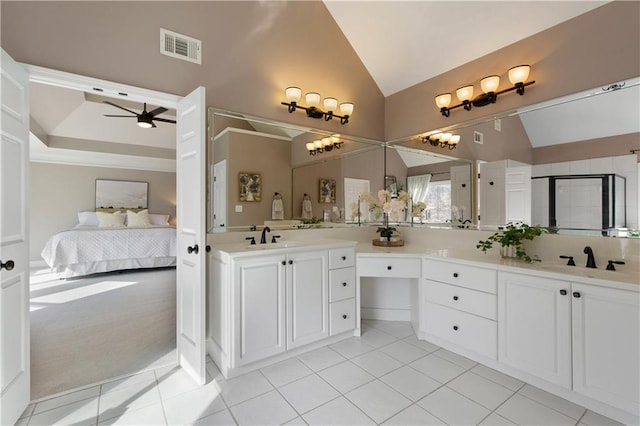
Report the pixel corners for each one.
[29,266,177,400]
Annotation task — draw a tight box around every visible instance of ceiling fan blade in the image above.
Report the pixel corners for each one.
[103,101,139,116]
[152,117,177,124]
[148,106,168,116]
[104,114,136,118]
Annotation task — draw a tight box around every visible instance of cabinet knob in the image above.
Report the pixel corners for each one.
[453,325,459,331]
[461,183,466,188]
[453,272,458,278]
[0,260,15,271]
[387,266,392,270]
[187,244,199,254]
[573,292,581,298]
[342,314,348,319]
[560,289,567,296]
[205,245,211,253]
[281,261,286,266]
[489,181,495,186]
[453,295,459,301]
[288,260,293,265]
[341,256,347,261]
[342,282,347,287]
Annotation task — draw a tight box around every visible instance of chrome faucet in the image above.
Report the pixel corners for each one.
[260,226,271,244]
[584,246,597,268]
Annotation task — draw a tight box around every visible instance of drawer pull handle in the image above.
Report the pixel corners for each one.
[342,314,348,319]
[341,256,347,261]
[387,266,392,270]
[453,295,459,301]
[453,272,459,278]
[573,292,581,298]
[453,325,459,331]
[560,289,567,296]
[342,282,347,287]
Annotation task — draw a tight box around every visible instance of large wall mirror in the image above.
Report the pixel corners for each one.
[391,76,640,237]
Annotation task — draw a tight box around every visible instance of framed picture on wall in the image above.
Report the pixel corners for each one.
[95,179,148,210]
[239,172,262,202]
[319,178,336,203]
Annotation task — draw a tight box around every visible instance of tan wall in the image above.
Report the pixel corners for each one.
[1,1,384,140]
[30,163,176,261]
[533,133,640,164]
[226,132,291,227]
[385,2,640,145]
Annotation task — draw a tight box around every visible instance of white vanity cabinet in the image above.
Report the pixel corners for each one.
[208,241,356,378]
[422,258,498,359]
[571,283,639,416]
[498,272,572,388]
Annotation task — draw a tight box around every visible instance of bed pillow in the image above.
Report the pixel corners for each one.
[127,209,151,227]
[149,213,170,226]
[96,211,125,228]
[77,211,99,227]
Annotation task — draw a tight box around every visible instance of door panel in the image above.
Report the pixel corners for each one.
[0,48,30,426]
[176,87,206,385]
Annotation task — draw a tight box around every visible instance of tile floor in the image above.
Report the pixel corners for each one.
[16,320,623,426]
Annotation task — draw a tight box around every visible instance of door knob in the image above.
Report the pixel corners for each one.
[0,260,15,271]
[205,245,211,253]
[187,244,199,254]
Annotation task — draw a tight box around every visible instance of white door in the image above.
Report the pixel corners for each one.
[450,165,472,222]
[498,272,572,388]
[344,178,370,222]
[479,161,506,226]
[213,160,227,232]
[0,49,30,425]
[287,250,328,349]
[176,86,206,384]
[572,283,640,415]
[505,165,532,225]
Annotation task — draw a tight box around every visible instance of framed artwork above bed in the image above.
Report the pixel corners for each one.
[95,179,148,210]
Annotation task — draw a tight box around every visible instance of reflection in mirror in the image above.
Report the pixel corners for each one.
[391,77,640,237]
[208,109,384,232]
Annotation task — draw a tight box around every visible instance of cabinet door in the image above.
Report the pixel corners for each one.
[287,250,329,349]
[498,272,572,388]
[572,283,640,415]
[234,255,286,366]
[450,165,472,222]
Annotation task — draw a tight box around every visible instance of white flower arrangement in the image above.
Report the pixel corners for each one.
[360,189,410,222]
[412,201,426,218]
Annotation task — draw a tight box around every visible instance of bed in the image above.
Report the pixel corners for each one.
[41,214,177,278]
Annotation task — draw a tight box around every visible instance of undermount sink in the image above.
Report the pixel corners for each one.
[244,241,300,250]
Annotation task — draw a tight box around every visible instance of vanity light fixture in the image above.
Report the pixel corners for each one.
[282,87,354,125]
[421,132,460,150]
[305,134,344,155]
[435,65,535,117]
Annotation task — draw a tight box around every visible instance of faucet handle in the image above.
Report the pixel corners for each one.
[271,235,281,244]
[559,255,575,266]
[606,260,625,271]
[245,236,256,245]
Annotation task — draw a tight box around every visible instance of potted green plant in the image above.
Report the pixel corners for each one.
[476,222,547,263]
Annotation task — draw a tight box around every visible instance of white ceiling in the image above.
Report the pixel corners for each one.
[323,1,608,96]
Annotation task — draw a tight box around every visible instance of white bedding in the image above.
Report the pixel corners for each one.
[41,225,177,278]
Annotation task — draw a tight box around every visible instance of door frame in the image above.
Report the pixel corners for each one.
[24,66,205,386]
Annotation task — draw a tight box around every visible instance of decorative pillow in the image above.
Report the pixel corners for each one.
[127,209,151,227]
[149,213,170,226]
[96,211,125,228]
[77,211,99,227]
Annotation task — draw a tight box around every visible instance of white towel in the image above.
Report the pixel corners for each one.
[272,199,284,220]
[301,199,313,219]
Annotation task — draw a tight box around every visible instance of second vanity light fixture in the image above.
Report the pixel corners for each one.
[435,65,535,117]
[306,134,344,155]
[421,132,461,150]
[282,87,354,125]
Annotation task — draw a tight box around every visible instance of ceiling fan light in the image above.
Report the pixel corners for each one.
[508,65,530,85]
[285,86,302,102]
[435,93,452,109]
[323,97,338,112]
[339,102,354,116]
[456,85,474,102]
[480,75,500,93]
[305,92,321,108]
[137,118,153,128]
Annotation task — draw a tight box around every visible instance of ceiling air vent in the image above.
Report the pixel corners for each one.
[160,28,201,64]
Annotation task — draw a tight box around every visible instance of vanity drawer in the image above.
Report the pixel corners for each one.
[424,301,497,359]
[329,267,356,302]
[330,298,355,336]
[358,256,421,278]
[424,280,496,320]
[329,247,355,269]
[423,259,497,294]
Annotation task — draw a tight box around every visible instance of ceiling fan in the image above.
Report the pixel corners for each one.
[103,101,176,128]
